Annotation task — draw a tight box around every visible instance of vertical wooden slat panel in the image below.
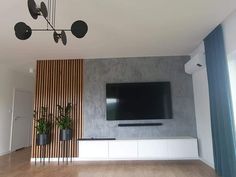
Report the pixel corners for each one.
[32,59,83,158]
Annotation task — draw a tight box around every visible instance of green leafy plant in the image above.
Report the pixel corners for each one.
[56,103,72,130]
[34,107,52,134]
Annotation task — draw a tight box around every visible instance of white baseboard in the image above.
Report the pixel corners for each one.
[0,150,11,156]
[31,157,199,162]
[199,158,214,169]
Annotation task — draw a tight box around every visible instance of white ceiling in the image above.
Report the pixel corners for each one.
[0,0,236,73]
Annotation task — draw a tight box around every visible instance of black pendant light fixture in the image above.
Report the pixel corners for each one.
[14,0,88,45]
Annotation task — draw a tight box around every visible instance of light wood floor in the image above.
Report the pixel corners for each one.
[0,148,218,177]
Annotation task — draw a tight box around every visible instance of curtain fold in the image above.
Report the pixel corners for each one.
[204,25,236,177]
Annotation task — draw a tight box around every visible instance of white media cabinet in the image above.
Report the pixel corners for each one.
[77,137,198,160]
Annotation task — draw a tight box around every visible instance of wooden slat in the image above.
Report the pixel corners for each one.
[31,59,83,158]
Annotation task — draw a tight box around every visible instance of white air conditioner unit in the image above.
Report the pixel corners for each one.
[185,52,206,74]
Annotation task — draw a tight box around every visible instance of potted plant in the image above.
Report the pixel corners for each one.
[56,103,73,141]
[34,107,52,146]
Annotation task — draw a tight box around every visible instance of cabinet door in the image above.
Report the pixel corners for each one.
[109,141,138,159]
[78,141,109,159]
[167,139,198,159]
[138,140,168,159]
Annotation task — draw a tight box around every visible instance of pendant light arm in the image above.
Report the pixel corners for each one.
[43,16,57,33]
[31,29,71,32]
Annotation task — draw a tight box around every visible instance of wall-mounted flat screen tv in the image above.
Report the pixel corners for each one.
[106,82,173,120]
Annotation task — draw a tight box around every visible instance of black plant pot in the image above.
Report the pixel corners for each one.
[60,129,72,141]
[36,133,50,146]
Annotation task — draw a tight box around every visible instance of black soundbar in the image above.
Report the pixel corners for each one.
[118,123,163,127]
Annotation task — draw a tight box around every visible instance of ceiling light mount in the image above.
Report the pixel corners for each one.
[14,0,88,45]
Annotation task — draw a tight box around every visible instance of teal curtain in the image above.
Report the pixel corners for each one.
[204,25,236,177]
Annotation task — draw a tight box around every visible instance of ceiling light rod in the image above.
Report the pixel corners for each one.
[31,29,71,32]
[43,16,56,32]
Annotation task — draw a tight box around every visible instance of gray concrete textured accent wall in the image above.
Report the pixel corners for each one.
[83,57,197,139]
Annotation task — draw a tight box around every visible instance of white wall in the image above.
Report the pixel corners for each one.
[0,65,34,155]
[189,43,215,168]
[228,59,236,129]
[223,10,236,129]
[192,68,214,168]
[223,11,236,55]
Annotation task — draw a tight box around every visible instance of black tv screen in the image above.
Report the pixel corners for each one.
[106,82,173,120]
